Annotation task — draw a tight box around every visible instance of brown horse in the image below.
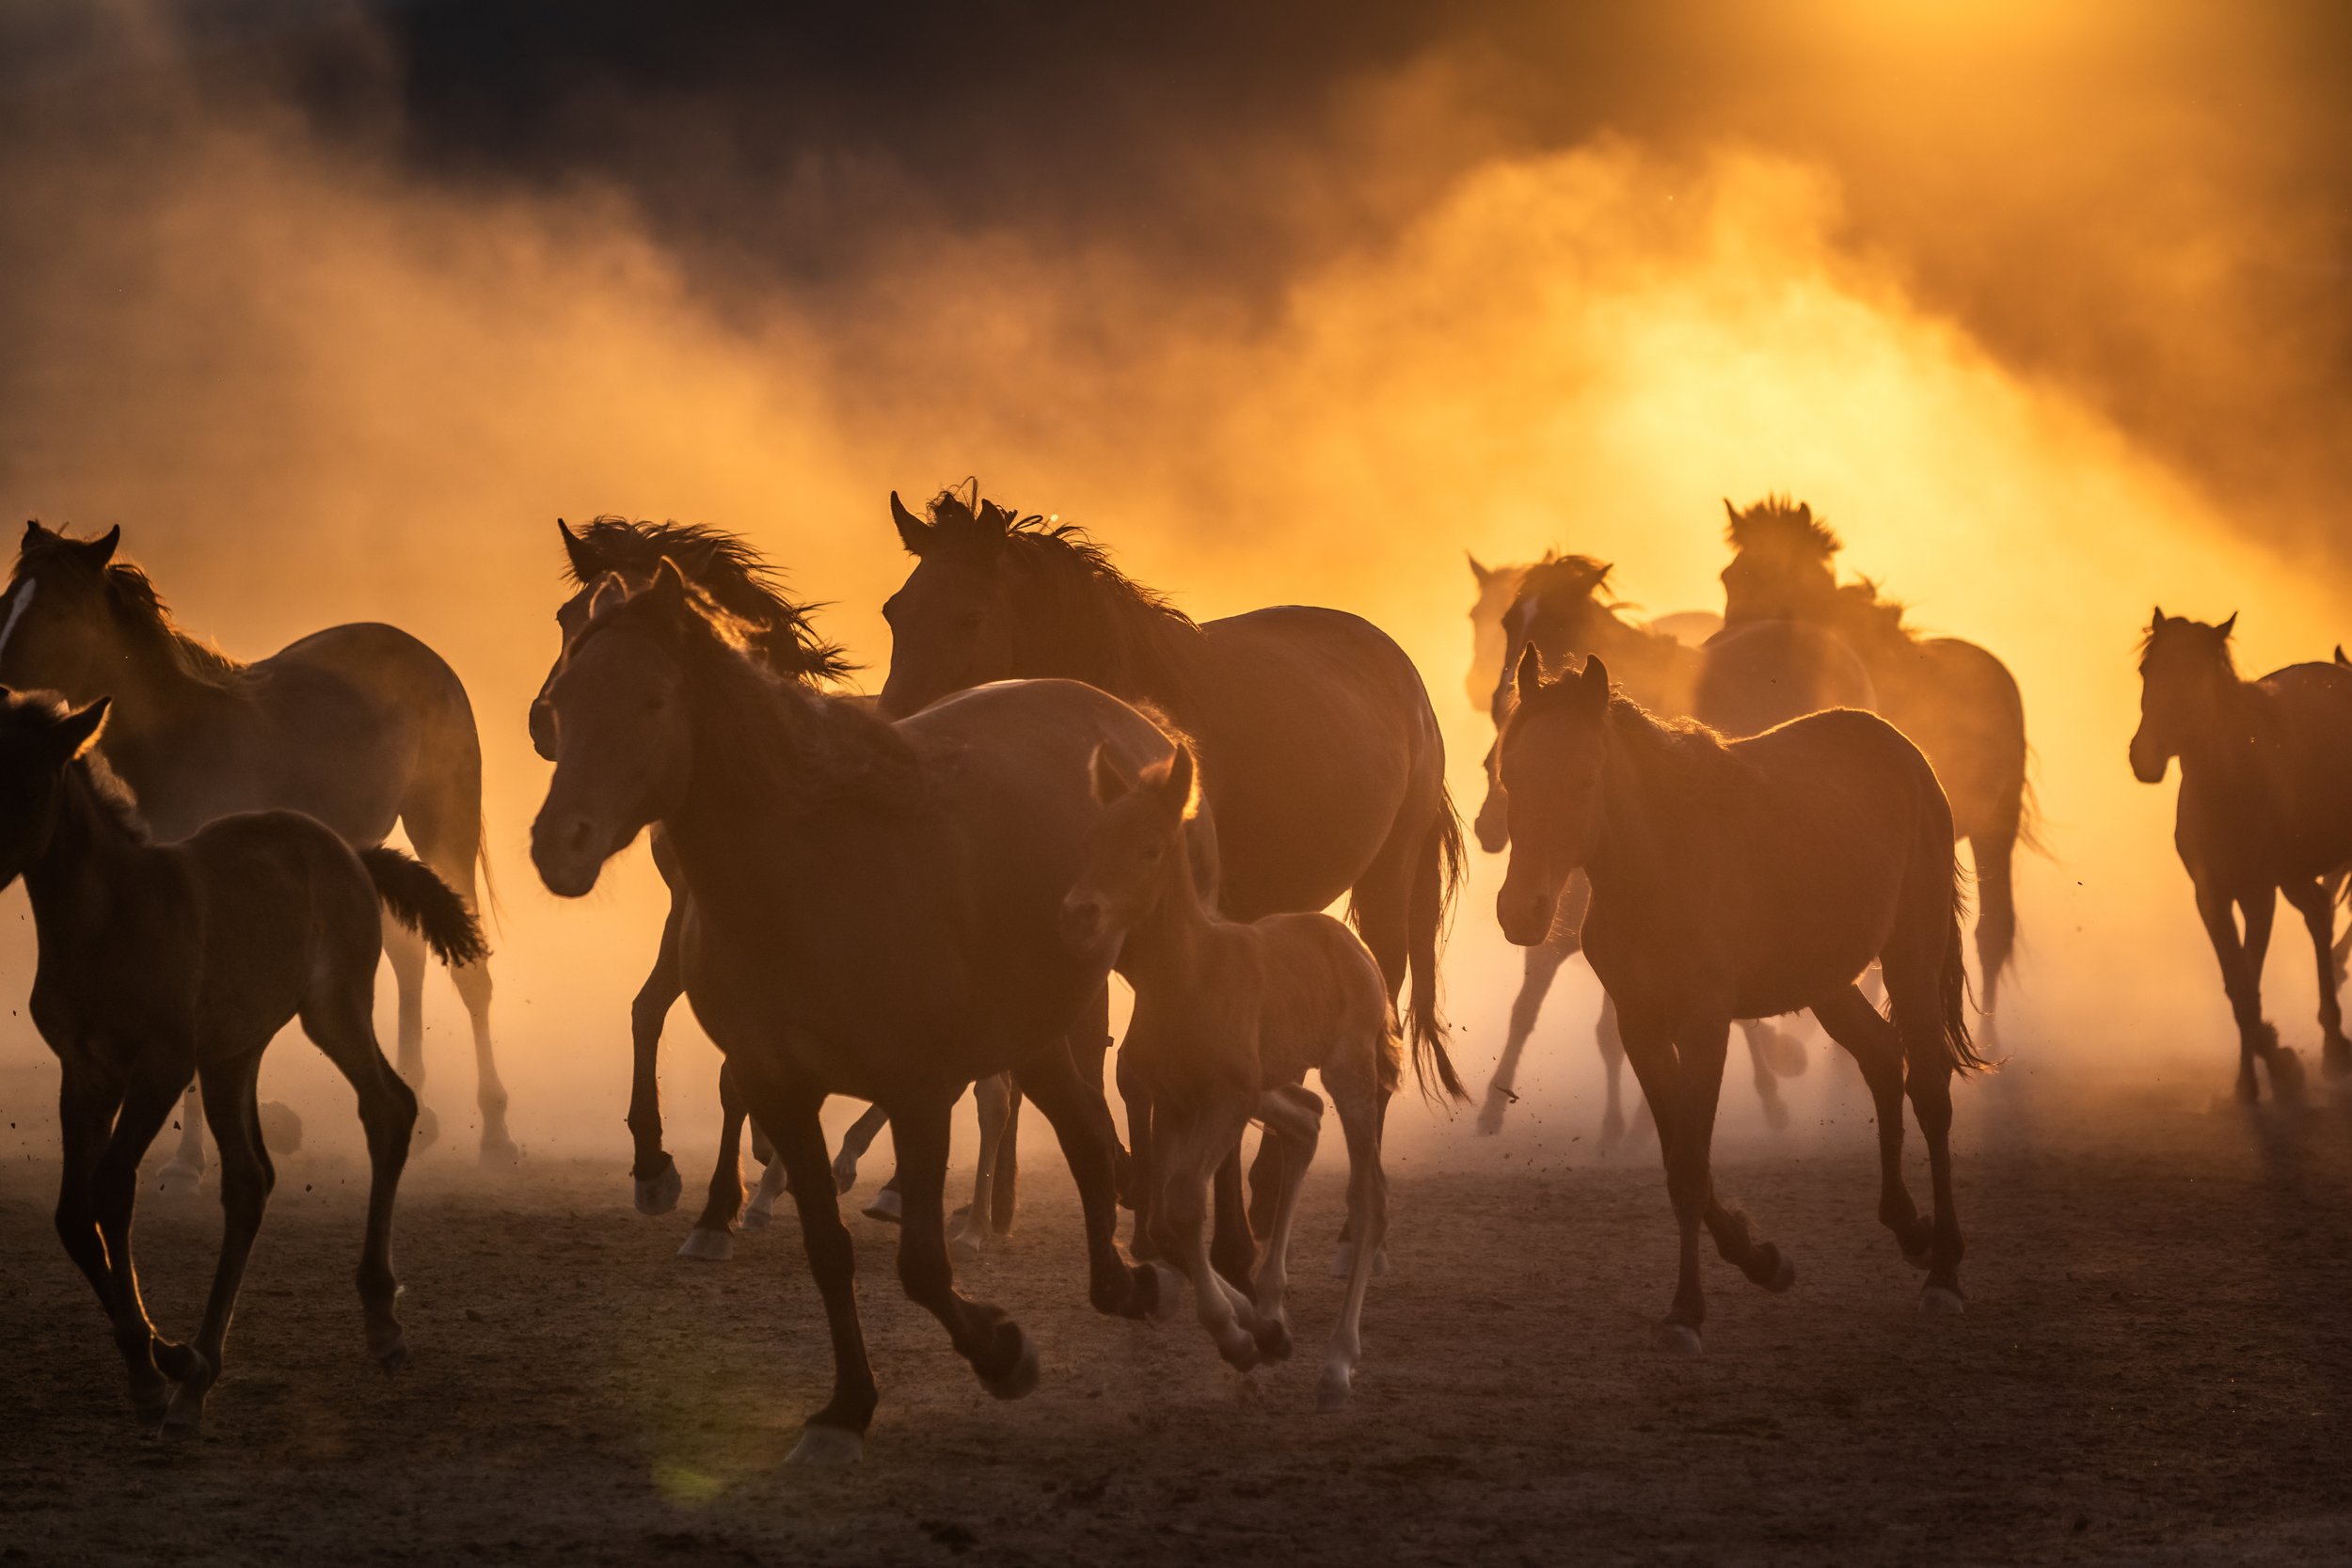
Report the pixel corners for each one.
[1720,497,2035,1013]
[531,561,1193,1464]
[1474,555,1831,1137]
[881,490,1464,1277]
[1063,736,1393,1408]
[1497,651,1982,1349]
[0,520,505,1174]
[2130,610,2352,1099]
[0,688,483,1433]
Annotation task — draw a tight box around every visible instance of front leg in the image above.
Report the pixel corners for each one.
[2284,879,2351,1077]
[1480,935,1571,1135]
[1152,1097,1264,1370]
[628,888,690,1214]
[885,1094,1039,1399]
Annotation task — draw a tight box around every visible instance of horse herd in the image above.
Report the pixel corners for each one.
[3,490,2346,1463]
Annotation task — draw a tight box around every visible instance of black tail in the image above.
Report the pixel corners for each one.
[1403,781,1469,1102]
[362,847,489,968]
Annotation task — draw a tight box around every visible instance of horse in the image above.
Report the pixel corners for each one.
[880,489,1464,1277]
[1496,650,1982,1350]
[530,560,1196,1465]
[1062,736,1392,1408]
[1473,554,1838,1137]
[1464,554,1533,715]
[0,687,484,1433]
[0,520,507,1174]
[2130,610,2352,1099]
[1719,496,2036,1014]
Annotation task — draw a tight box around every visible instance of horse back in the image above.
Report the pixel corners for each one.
[1694,620,1876,739]
[2184,663,2352,881]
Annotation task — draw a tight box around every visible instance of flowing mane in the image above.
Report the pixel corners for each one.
[1829,578,1915,658]
[15,528,254,700]
[0,688,149,842]
[927,490,1205,706]
[579,578,924,816]
[1725,495,1840,559]
[564,516,852,684]
[1507,553,1617,619]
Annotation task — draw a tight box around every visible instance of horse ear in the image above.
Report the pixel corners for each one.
[1157,741,1198,818]
[647,557,691,607]
[586,573,629,622]
[556,518,599,581]
[1580,654,1612,711]
[76,526,120,568]
[1468,552,1492,587]
[976,500,1012,539]
[51,696,109,759]
[1089,743,1135,805]
[1723,499,1740,526]
[22,519,51,549]
[2217,611,2238,639]
[2151,606,2167,630]
[889,492,931,556]
[1513,641,1547,709]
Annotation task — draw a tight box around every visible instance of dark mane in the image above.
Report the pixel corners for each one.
[1829,578,1914,657]
[2138,615,2241,680]
[0,687,149,842]
[564,516,852,684]
[580,583,923,816]
[1726,495,1840,558]
[17,530,254,700]
[929,490,1205,707]
[1507,553,1617,619]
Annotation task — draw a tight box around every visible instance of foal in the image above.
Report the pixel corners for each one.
[0,689,483,1432]
[1497,652,1982,1349]
[1062,739,1392,1408]
[2131,610,2352,1099]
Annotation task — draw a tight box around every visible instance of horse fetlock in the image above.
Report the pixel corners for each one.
[1754,1243,1797,1293]
[409,1104,440,1149]
[1476,1085,1512,1135]
[1252,1313,1294,1363]
[977,1323,1041,1401]
[1140,1261,1186,1323]
[634,1162,684,1216]
[1315,1360,1356,1411]
[151,1338,200,1383]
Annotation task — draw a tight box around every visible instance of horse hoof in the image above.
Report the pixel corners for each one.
[676,1227,734,1262]
[980,1327,1041,1401]
[154,1159,204,1196]
[1328,1242,1390,1279]
[1475,1094,1508,1136]
[785,1424,865,1467]
[1760,1026,1810,1077]
[375,1337,413,1374]
[1253,1316,1294,1363]
[1761,1246,1797,1294]
[2270,1048,2308,1100]
[1655,1323,1704,1357]
[634,1164,684,1216]
[478,1136,522,1168]
[862,1189,903,1225]
[1315,1365,1354,1410]
[411,1106,440,1149]
[1919,1286,1966,1317]
[1143,1262,1186,1324]
[1760,1097,1791,1132]
[2326,1040,2352,1080]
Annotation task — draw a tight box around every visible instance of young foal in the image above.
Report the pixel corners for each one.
[1497,653,1982,1349]
[2130,610,2352,1099]
[0,689,483,1432]
[1062,739,1392,1408]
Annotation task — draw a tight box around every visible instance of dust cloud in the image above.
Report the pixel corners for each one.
[0,5,2344,1180]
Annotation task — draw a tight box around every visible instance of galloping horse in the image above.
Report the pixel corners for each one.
[0,521,507,1171]
[2131,610,2352,1099]
[880,490,1464,1275]
[1474,554,1851,1136]
[0,688,482,1433]
[531,561,1192,1465]
[1719,497,2035,1013]
[1497,652,1982,1350]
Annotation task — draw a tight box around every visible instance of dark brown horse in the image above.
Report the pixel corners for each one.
[0,520,505,1172]
[1473,555,1837,1137]
[1063,736,1394,1407]
[1497,652,1982,1349]
[1720,497,2035,1014]
[880,490,1464,1275]
[531,562,1190,1464]
[2130,610,2352,1099]
[0,688,482,1433]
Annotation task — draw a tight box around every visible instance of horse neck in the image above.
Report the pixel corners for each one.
[1117,840,1219,990]
[81,626,240,789]
[1581,715,1688,905]
[23,766,146,948]
[2175,672,2266,784]
[1022,584,1205,715]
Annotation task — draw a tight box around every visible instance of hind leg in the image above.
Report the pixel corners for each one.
[1015,1038,1164,1321]
[88,1056,199,1421]
[1481,933,1570,1135]
[163,1050,277,1435]
[1152,1095,1266,1370]
[833,1102,888,1196]
[678,1065,750,1262]
[382,920,439,1148]
[2284,878,2352,1078]
[885,1093,1041,1399]
[155,1085,207,1193]
[950,1075,1015,1266]
[741,1103,790,1232]
[1317,1052,1389,1408]
[2194,881,2288,1101]
[1736,1020,1792,1132]
[448,958,513,1161]
[1883,958,1967,1311]
[302,984,420,1370]
[1812,986,1931,1264]
[1248,1086,1323,1362]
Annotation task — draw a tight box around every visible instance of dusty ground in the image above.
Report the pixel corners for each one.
[5,1069,2352,1567]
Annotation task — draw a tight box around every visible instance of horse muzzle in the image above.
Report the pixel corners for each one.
[1496,885,1557,947]
[2126,732,2169,784]
[531,810,612,898]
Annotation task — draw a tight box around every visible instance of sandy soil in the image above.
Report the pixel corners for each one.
[5,1068,2352,1567]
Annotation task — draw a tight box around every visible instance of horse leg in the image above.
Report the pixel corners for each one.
[1116,1045,1157,1257]
[727,1067,875,1465]
[1248,1087,1323,1363]
[300,980,419,1371]
[884,1094,1040,1399]
[2193,881,2274,1101]
[1661,1014,1732,1349]
[155,1084,206,1193]
[54,1064,168,1418]
[2285,879,2352,1078]
[2236,890,2299,1098]
[991,1085,1023,1237]
[1736,1020,1791,1132]
[1014,1040,1165,1321]
[92,1059,195,1422]
[833,1101,888,1196]
[950,1074,1015,1266]
[1812,984,1930,1262]
[382,919,438,1148]
[1480,934,1569,1135]
[164,1051,276,1435]
[447,956,512,1162]
[677,1064,748,1262]
[1884,938,1967,1312]
[1152,1096,1265,1370]
[626,886,688,1214]
[1064,983,1114,1212]
[1610,1010,1700,1352]
[1317,1053,1389,1409]
[1330,835,1412,1262]
[741,1101,790,1232]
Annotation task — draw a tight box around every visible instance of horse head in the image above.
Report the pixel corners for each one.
[1494,647,1613,946]
[2131,607,2237,784]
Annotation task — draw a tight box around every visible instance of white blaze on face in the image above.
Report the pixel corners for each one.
[0,579,37,662]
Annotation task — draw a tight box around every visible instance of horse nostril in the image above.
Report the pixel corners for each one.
[564,819,596,858]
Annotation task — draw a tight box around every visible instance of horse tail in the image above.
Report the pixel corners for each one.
[362,846,490,969]
[1404,780,1469,1102]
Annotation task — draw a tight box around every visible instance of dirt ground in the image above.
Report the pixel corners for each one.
[6,1067,2352,1568]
